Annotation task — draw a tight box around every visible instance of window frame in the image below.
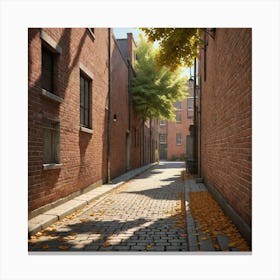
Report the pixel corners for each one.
[175,101,182,111]
[160,120,166,126]
[176,133,182,146]
[41,46,55,93]
[175,114,182,124]
[187,97,194,118]
[159,134,167,144]
[43,119,61,165]
[80,71,92,129]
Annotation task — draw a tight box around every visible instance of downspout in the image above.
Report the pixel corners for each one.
[149,119,152,163]
[193,58,197,166]
[107,28,111,183]
[142,119,145,165]
[199,75,202,177]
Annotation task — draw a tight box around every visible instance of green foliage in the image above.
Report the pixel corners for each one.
[141,28,203,71]
[132,36,187,121]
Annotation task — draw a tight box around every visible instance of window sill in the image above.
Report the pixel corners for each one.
[80,126,93,134]
[43,163,63,170]
[41,89,63,104]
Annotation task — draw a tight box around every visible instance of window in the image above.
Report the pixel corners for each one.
[80,73,91,128]
[160,120,166,126]
[42,46,55,93]
[176,114,182,123]
[159,134,167,144]
[176,133,182,145]
[187,97,194,118]
[175,101,182,111]
[43,119,60,164]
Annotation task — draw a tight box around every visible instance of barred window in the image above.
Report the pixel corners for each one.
[43,120,60,164]
[80,73,91,128]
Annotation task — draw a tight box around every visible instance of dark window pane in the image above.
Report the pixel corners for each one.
[84,109,89,127]
[80,73,91,128]
[42,47,54,92]
[84,80,89,110]
[80,76,84,107]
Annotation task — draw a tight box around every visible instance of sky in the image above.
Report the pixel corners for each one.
[113,28,144,41]
[113,28,193,78]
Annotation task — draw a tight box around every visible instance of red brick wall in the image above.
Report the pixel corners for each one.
[199,28,252,225]
[110,35,129,179]
[130,109,142,169]
[28,28,109,213]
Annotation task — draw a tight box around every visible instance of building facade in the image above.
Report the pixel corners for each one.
[28,28,158,217]
[197,28,252,241]
[159,86,194,161]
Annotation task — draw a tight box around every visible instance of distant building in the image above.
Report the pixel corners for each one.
[159,84,193,161]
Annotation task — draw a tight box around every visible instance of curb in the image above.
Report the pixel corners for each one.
[28,162,157,236]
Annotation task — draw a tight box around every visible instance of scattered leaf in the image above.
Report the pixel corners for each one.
[146,243,153,249]
[201,237,209,241]
[102,241,112,247]
[58,245,69,250]
[42,245,50,249]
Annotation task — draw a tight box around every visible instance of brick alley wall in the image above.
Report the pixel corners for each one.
[199,28,252,225]
[28,28,109,214]
[110,35,129,179]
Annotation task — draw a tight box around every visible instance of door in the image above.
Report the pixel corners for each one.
[186,135,193,159]
[159,143,167,160]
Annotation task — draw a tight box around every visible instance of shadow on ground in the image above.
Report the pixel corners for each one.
[28,212,188,252]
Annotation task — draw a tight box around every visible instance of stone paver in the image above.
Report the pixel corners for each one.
[29,161,188,252]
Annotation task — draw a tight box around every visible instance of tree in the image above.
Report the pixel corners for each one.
[140,28,203,71]
[132,36,187,121]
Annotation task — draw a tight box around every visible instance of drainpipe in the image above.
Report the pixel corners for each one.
[193,58,197,167]
[149,119,152,163]
[107,28,111,183]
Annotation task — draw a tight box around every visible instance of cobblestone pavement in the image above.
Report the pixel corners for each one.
[29,161,188,252]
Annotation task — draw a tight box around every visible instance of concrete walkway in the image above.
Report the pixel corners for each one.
[28,163,156,235]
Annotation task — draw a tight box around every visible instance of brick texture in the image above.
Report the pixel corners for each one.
[28,28,109,213]
[198,28,252,225]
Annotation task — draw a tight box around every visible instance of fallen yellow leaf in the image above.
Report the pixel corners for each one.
[102,241,112,247]
[201,237,209,241]
[42,245,50,249]
[58,245,69,250]
[146,244,153,249]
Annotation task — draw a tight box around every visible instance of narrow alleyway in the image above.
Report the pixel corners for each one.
[29,162,189,252]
